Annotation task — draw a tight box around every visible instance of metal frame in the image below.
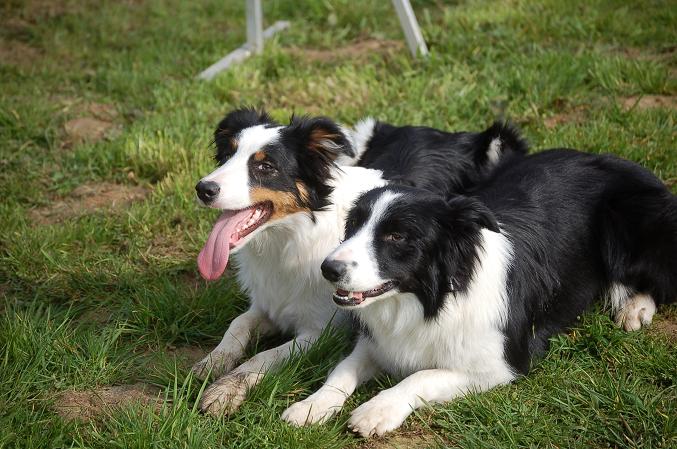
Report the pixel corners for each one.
[392,0,429,58]
[198,0,289,80]
[198,0,428,80]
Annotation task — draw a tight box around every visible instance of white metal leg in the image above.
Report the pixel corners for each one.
[198,0,428,80]
[197,0,289,80]
[392,0,429,57]
[246,0,264,54]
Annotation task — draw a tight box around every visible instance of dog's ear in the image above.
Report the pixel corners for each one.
[213,108,275,164]
[286,115,355,161]
[444,196,499,233]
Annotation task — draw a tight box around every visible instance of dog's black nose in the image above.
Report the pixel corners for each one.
[195,180,220,203]
[321,259,347,283]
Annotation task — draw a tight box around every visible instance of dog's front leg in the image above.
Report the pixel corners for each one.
[199,332,320,416]
[192,306,276,380]
[349,369,513,437]
[282,336,379,426]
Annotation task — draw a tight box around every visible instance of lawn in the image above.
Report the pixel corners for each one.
[0,0,675,448]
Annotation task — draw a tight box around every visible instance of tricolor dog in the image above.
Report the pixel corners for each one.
[192,108,526,415]
[283,149,677,437]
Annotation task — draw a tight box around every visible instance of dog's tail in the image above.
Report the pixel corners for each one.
[474,121,529,170]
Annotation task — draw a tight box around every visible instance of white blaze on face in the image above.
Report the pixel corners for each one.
[328,191,401,292]
[196,124,282,281]
[199,125,282,210]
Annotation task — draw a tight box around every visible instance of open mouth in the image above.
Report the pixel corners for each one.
[197,201,273,281]
[332,281,397,307]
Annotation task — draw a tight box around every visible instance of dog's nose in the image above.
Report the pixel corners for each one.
[321,259,347,283]
[195,180,220,203]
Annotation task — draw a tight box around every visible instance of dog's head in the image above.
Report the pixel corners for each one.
[196,107,354,280]
[321,186,499,318]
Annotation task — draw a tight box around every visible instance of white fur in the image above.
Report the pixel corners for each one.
[199,125,282,210]
[195,164,387,414]
[284,226,516,437]
[606,283,656,331]
[616,293,656,331]
[327,191,401,294]
[350,117,377,160]
[487,137,502,166]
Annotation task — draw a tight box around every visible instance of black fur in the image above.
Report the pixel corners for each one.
[349,149,677,373]
[359,121,528,196]
[214,107,276,164]
[212,108,528,216]
[345,188,495,319]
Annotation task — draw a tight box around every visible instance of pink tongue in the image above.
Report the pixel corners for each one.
[197,209,254,281]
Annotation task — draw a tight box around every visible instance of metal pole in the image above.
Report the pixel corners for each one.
[246,0,263,53]
[391,0,429,58]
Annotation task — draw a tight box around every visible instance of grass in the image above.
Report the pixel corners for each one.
[0,0,675,448]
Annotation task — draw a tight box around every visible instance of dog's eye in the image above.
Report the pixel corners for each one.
[384,232,404,242]
[254,161,277,174]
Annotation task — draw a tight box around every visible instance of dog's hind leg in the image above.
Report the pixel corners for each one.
[609,284,657,331]
[191,306,276,380]
[199,331,320,416]
[601,190,677,331]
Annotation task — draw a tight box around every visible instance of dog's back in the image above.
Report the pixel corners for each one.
[352,120,528,197]
[475,149,677,372]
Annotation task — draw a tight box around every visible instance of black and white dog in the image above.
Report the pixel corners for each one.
[282,149,677,437]
[192,108,526,415]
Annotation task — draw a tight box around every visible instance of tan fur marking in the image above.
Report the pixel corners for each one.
[309,129,340,156]
[253,151,266,161]
[250,187,309,220]
[295,180,310,203]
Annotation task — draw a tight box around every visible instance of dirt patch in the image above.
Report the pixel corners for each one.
[30,182,149,225]
[612,45,676,63]
[78,307,114,325]
[54,383,163,422]
[5,0,76,24]
[359,428,442,449]
[286,38,404,63]
[620,95,677,111]
[0,39,41,67]
[64,117,115,143]
[54,98,119,121]
[140,234,192,263]
[543,105,588,129]
[168,345,208,367]
[649,306,677,344]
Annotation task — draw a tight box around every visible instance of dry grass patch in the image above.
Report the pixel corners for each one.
[168,345,208,367]
[649,306,677,344]
[543,103,589,129]
[54,383,163,423]
[620,95,677,111]
[0,39,41,68]
[286,38,404,63]
[64,117,116,143]
[30,182,149,225]
[358,426,443,449]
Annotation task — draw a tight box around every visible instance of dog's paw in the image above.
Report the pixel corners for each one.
[347,393,412,438]
[199,372,249,416]
[282,394,343,426]
[616,294,656,332]
[191,351,237,380]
